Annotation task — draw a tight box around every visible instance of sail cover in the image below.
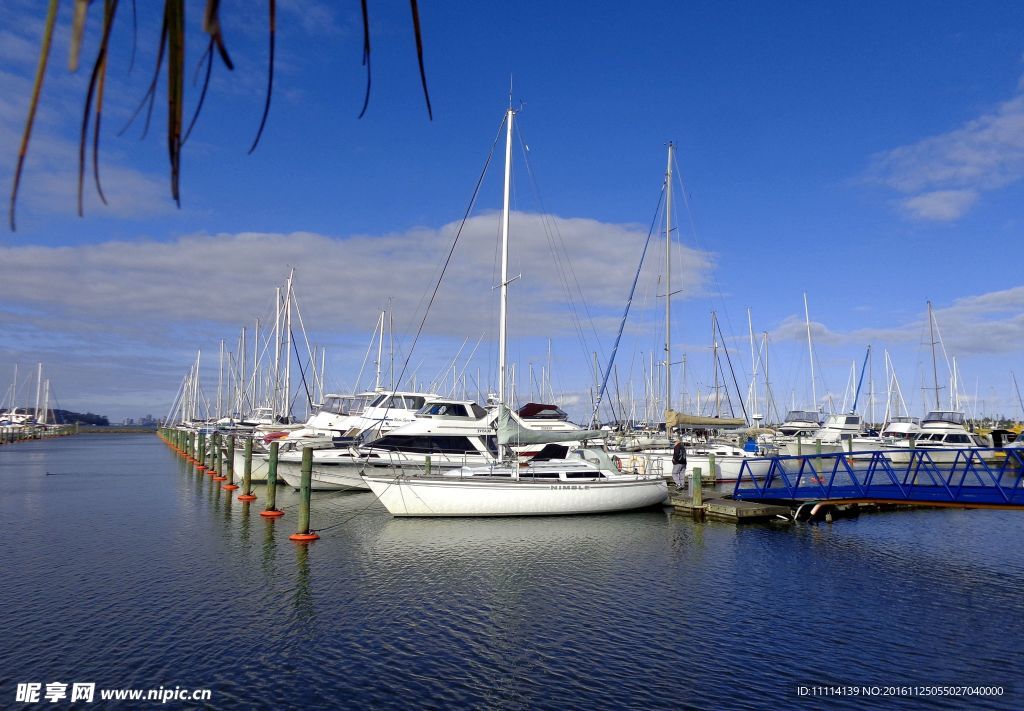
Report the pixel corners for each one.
[664,409,745,429]
[497,406,605,446]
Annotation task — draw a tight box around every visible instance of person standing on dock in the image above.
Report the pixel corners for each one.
[671,437,687,490]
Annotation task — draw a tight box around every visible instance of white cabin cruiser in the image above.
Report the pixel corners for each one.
[275,399,497,491]
[780,413,861,456]
[888,410,989,464]
[850,416,921,455]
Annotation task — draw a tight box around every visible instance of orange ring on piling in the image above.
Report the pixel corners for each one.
[260,509,284,518]
[196,465,207,471]
[237,494,257,501]
[222,484,239,490]
[289,532,320,542]
[212,476,227,481]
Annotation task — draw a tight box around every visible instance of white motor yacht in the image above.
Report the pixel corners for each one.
[275,398,496,491]
[780,413,861,456]
[887,410,989,464]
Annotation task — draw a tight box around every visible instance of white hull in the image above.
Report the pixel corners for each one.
[232,450,270,482]
[623,451,771,483]
[363,475,668,517]
[780,440,846,457]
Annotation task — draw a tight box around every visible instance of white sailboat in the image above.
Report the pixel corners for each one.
[363,103,667,516]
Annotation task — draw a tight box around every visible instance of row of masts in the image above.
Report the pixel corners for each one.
[2,362,52,424]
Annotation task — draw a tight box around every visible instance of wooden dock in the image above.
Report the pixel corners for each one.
[669,490,792,522]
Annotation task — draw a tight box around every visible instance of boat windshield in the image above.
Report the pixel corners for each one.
[783,410,820,423]
[922,411,966,425]
[319,395,373,415]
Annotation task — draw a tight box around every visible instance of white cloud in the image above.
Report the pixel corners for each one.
[0,215,714,417]
[866,78,1024,221]
[899,189,979,221]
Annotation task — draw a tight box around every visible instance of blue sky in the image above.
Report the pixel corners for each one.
[2,0,1024,423]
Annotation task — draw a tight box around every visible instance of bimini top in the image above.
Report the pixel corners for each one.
[517,403,569,420]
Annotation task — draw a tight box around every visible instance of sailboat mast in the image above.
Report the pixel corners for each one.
[217,339,224,420]
[498,106,513,407]
[712,311,720,418]
[375,310,384,390]
[803,292,816,410]
[34,362,42,421]
[928,300,940,410]
[284,269,294,421]
[664,142,674,415]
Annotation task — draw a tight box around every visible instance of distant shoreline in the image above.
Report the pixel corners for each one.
[77,425,158,434]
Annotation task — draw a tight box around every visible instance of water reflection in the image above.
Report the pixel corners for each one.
[292,542,314,622]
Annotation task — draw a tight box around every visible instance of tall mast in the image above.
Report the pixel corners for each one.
[284,269,294,421]
[712,311,720,417]
[34,362,43,421]
[803,292,817,410]
[217,339,224,420]
[928,300,940,410]
[747,308,758,423]
[375,310,385,391]
[273,287,281,415]
[498,104,514,407]
[239,327,246,420]
[664,142,674,415]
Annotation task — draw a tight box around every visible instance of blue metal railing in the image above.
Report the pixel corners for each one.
[733,448,1024,507]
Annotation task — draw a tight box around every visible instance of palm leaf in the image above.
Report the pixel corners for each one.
[248,0,276,154]
[69,0,89,72]
[166,0,185,205]
[409,0,432,120]
[9,0,59,232]
[78,0,119,216]
[357,0,371,118]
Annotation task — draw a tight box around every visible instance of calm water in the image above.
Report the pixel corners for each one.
[1,435,1021,709]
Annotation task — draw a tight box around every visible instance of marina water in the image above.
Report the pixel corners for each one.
[2,435,1020,709]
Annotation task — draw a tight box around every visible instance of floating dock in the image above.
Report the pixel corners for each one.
[668,490,791,522]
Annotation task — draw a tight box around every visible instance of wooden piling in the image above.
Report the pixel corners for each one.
[222,434,239,490]
[691,467,703,508]
[196,433,207,471]
[238,437,256,501]
[213,433,227,481]
[289,447,319,542]
[260,441,284,517]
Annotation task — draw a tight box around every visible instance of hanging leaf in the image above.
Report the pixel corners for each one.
[9,0,60,232]
[166,0,185,205]
[248,0,276,154]
[69,0,90,72]
[409,0,432,120]
[357,0,371,118]
[78,0,119,216]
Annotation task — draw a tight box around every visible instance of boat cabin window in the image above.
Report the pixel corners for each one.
[844,416,860,425]
[420,402,470,418]
[370,435,478,454]
[923,411,966,425]
[517,470,560,479]
[565,471,605,479]
[946,434,971,444]
[469,403,487,419]
[384,395,426,410]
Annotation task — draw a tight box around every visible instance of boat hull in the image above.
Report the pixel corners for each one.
[231,449,270,482]
[362,475,668,517]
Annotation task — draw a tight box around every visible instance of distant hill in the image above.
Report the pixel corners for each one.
[52,409,109,426]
